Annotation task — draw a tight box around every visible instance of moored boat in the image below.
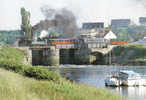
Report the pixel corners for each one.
[105,70,146,86]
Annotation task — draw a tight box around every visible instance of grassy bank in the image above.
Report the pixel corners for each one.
[0,68,125,100]
[0,45,125,100]
[111,44,146,65]
[0,45,26,62]
[0,45,60,81]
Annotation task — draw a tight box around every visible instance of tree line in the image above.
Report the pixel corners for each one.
[112,25,146,42]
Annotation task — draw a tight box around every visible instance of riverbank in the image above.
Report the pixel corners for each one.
[0,45,125,100]
[0,68,125,100]
[107,44,146,66]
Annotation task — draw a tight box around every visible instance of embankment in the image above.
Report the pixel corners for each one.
[0,45,125,100]
[108,44,146,66]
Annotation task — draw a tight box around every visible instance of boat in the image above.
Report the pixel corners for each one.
[105,70,146,87]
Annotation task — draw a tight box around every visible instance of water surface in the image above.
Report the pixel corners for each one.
[58,65,146,100]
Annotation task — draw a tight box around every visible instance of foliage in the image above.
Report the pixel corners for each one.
[0,45,125,100]
[0,45,26,62]
[25,66,61,81]
[0,59,61,81]
[0,68,125,100]
[0,30,22,45]
[112,44,146,65]
[112,26,146,41]
[0,45,60,81]
[0,46,126,100]
[114,44,146,58]
[21,7,32,40]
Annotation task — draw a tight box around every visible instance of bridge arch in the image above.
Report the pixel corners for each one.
[91,51,105,65]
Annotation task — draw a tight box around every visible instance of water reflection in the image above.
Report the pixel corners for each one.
[108,86,146,100]
[59,65,146,100]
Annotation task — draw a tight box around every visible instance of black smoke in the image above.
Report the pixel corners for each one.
[32,5,79,39]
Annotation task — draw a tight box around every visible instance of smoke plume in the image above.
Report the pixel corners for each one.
[32,5,79,39]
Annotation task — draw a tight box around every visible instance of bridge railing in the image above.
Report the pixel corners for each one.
[55,44,76,49]
[31,38,110,49]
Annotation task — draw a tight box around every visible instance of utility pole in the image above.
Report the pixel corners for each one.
[109,39,112,65]
[109,50,112,65]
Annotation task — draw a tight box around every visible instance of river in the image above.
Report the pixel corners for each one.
[58,65,146,100]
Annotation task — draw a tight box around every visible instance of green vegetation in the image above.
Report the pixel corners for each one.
[0,45,26,62]
[0,45,125,100]
[0,45,60,81]
[21,7,32,40]
[0,68,125,100]
[0,59,61,81]
[112,44,146,65]
[112,26,146,41]
[0,30,22,45]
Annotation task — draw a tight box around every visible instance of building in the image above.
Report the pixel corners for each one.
[104,31,117,40]
[82,22,104,30]
[139,17,146,25]
[111,19,131,27]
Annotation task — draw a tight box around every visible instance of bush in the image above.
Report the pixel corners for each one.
[0,59,26,74]
[0,59,61,82]
[0,45,61,82]
[25,66,61,81]
[0,45,61,81]
[111,44,146,65]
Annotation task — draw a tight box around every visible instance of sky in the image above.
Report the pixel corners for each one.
[1,0,146,30]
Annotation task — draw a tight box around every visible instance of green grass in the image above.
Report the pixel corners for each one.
[0,45,61,81]
[0,45,126,100]
[0,45,26,62]
[0,68,125,100]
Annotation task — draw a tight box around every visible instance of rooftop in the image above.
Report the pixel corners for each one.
[120,70,140,76]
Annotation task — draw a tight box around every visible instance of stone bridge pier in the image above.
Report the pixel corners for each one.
[30,38,113,66]
[31,46,60,66]
[30,45,115,66]
[31,47,76,66]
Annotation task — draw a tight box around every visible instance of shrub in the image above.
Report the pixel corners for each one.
[0,45,61,81]
[0,59,61,82]
[25,66,61,81]
[111,44,146,65]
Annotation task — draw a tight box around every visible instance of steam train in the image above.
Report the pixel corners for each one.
[32,38,128,48]
[47,39,79,46]
[111,41,128,45]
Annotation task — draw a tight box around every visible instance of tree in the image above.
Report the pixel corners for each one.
[21,7,32,40]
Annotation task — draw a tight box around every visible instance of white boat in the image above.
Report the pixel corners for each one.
[105,70,146,86]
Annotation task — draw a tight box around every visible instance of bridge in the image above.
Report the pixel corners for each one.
[30,38,112,66]
[31,38,109,49]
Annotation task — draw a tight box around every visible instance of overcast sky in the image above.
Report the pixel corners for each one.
[1,0,146,30]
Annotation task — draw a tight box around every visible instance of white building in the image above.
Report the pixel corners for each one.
[104,31,117,40]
